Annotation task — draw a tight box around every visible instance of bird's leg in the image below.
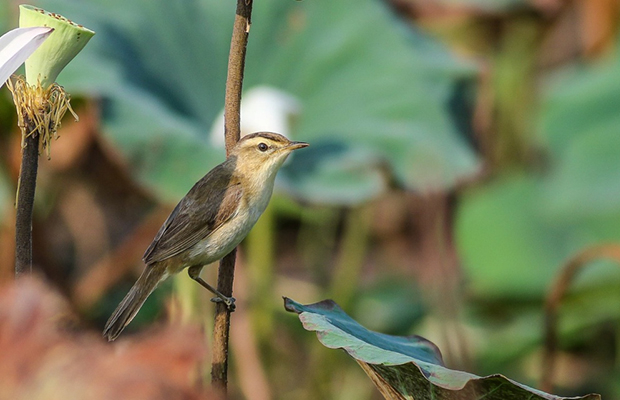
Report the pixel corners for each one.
[188,265,236,311]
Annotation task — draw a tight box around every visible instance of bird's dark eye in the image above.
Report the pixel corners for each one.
[258,143,268,152]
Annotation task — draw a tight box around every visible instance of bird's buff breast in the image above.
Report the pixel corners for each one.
[179,190,270,269]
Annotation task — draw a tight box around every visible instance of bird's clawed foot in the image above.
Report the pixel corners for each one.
[188,266,236,311]
[210,295,236,311]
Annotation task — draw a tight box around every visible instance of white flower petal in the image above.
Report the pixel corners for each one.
[0,26,53,88]
[210,86,302,147]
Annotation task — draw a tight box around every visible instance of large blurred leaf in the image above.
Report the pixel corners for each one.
[541,57,620,218]
[457,52,620,299]
[34,0,479,204]
[458,53,620,379]
[353,277,426,335]
[285,297,599,400]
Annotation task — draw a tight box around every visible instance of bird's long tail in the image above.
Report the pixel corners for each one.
[103,265,167,341]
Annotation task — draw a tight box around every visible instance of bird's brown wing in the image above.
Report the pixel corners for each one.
[143,163,242,265]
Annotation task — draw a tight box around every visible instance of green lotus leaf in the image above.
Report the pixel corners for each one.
[36,0,480,204]
[457,51,620,299]
[285,297,599,399]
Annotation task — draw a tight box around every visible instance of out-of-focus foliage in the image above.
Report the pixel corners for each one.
[457,51,620,299]
[454,23,620,394]
[0,276,216,400]
[0,0,619,399]
[353,277,426,334]
[285,298,600,400]
[32,0,479,205]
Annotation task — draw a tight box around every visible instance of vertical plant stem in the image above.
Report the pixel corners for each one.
[223,0,252,150]
[212,249,237,394]
[15,119,40,276]
[212,0,253,395]
[246,203,275,340]
[298,207,339,285]
[328,205,373,310]
[304,205,373,400]
[487,16,541,169]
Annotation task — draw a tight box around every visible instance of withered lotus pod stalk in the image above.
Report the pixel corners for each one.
[9,5,94,275]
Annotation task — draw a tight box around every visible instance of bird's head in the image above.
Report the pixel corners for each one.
[231,132,308,181]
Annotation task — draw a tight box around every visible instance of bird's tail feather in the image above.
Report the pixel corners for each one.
[103,266,166,341]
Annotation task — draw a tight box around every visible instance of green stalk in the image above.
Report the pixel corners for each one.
[304,205,373,399]
[328,205,373,310]
[298,206,340,285]
[246,202,275,340]
[492,16,540,168]
[172,270,201,323]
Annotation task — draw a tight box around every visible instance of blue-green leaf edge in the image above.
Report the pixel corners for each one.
[284,297,600,400]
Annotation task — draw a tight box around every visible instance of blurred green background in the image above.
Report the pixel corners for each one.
[1,0,620,399]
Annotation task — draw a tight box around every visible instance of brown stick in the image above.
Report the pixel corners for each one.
[211,0,254,395]
[15,119,40,276]
[540,243,620,393]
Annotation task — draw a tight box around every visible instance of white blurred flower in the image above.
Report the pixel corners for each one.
[209,85,301,147]
[0,26,53,89]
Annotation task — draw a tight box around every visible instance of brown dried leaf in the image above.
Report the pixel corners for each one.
[0,276,217,400]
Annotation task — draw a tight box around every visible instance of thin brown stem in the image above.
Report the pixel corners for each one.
[15,119,40,276]
[540,243,620,393]
[212,249,237,394]
[223,0,253,154]
[212,0,254,396]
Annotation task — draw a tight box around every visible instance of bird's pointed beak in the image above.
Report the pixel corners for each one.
[287,141,309,151]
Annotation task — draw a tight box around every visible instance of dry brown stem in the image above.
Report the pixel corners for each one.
[211,0,254,396]
[7,76,77,276]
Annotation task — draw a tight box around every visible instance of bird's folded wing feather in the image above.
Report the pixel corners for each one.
[143,165,243,264]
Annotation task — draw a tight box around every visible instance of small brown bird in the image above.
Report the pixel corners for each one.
[103,132,308,341]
